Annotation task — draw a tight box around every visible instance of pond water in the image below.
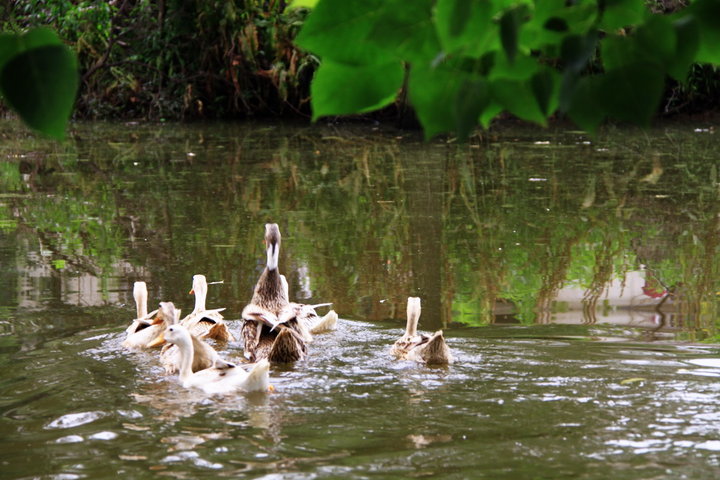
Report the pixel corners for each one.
[1,119,720,479]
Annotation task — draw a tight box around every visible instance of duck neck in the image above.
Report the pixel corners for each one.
[192,287,206,314]
[266,241,280,271]
[405,313,418,337]
[134,283,148,318]
[252,268,288,311]
[176,334,195,383]
[405,299,420,337]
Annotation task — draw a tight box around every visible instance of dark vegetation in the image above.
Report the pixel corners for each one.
[2,0,317,120]
[1,0,719,126]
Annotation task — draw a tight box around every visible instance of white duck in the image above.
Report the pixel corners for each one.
[182,274,234,342]
[147,301,232,374]
[391,297,454,365]
[122,281,162,349]
[163,322,271,394]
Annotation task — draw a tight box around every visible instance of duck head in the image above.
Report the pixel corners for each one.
[147,302,181,347]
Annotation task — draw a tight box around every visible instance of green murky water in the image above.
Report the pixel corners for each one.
[2,120,720,479]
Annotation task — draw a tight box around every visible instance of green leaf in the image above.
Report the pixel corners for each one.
[601,35,643,71]
[636,15,676,68]
[368,0,440,63]
[0,44,78,140]
[310,60,404,120]
[408,65,489,139]
[668,16,699,81]
[566,75,606,134]
[686,0,720,64]
[601,62,665,126]
[561,31,598,74]
[479,101,503,128]
[600,0,647,31]
[489,52,538,81]
[0,28,63,74]
[530,68,559,116]
[287,0,320,9]
[454,78,490,140]
[295,0,393,65]
[0,34,21,71]
[434,0,496,57]
[520,0,597,51]
[491,78,548,126]
[500,7,521,63]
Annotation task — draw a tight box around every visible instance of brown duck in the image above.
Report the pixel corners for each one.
[391,297,454,365]
[240,223,309,363]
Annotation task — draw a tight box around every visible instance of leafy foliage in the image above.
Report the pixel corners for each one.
[3,0,318,120]
[0,28,78,139]
[295,0,720,137]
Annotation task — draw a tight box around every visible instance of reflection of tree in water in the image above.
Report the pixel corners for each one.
[444,129,720,336]
[1,122,720,339]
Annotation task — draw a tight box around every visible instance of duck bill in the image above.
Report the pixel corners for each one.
[147,332,166,348]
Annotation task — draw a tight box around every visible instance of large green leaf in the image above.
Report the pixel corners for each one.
[0,44,78,140]
[488,52,538,81]
[668,16,699,81]
[499,6,525,63]
[434,0,496,58]
[636,15,676,69]
[601,35,644,71]
[601,62,665,126]
[561,32,598,74]
[0,28,64,74]
[602,15,689,81]
[491,78,548,126]
[367,0,440,64]
[479,100,504,128]
[600,0,647,31]
[408,65,489,139]
[687,0,720,64]
[310,60,404,120]
[295,0,393,65]
[531,68,559,116]
[520,0,597,51]
[454,78,490,140]
[566,75,606,134]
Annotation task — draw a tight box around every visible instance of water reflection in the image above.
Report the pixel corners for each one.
[0,121,718,340]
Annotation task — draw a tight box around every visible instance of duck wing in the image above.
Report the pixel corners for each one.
[241,304,280,329]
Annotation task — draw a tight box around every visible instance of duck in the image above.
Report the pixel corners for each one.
[181,274,234,342]
[122,281,162,349]
[391,297,454,365]
[162,322,271,394]
[147,301,232,374]
[279,274,338,334]
[283,301,338,334]
[240,223,310,363]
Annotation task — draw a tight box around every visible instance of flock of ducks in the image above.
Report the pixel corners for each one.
[122,223,454,395]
